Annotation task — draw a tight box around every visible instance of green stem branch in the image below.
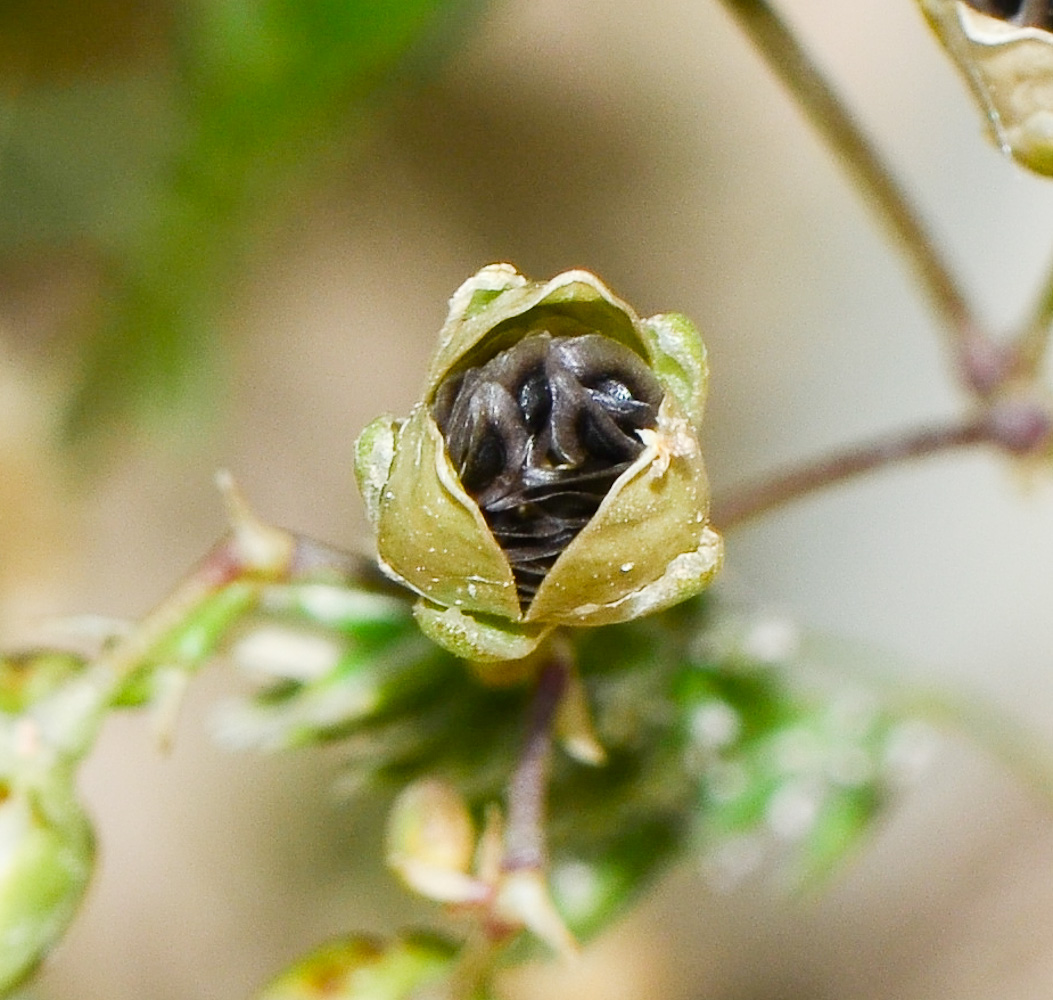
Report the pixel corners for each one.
[908,688,1053,808]
[92,476,368,697]
[1013,246,1053,377]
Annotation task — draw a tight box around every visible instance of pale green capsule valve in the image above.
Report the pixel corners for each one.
[0,776,94,993]
[354,265,723,663]
[919,0,1053,176]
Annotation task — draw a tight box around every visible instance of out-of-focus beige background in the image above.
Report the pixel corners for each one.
[7,0,1053,996]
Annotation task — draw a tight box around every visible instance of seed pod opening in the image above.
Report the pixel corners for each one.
[920,0,1053,175]
[963,0,1053,29]
[354,265,723,661]
[432,333,663,609]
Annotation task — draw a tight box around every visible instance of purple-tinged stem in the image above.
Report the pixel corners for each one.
[712,417,990,531]
[503,651,571,872]
[716,0,991,390]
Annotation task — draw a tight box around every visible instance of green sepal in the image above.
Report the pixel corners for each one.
[353,415,400,529]
[372,408,519,621]
[526,397,722,627]
[426,265,642,397]
[412,599,549,665]
[639,313,709,428]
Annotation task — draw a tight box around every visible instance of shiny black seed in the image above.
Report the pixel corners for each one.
[432,332,663,608]
[461,427,505,494]
[517,368,551,431]
[964,0,1053,28]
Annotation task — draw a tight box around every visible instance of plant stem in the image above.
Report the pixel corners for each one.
[1012,246,1053,376]
[909,688,1053,809]
[715,0,983,356]
[503,650,570,872]
[711,416,989,530]
[91,473,369,693]
[90,536,264,685]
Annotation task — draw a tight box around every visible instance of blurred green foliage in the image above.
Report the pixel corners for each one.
[223,585,918,941]
[0,0,480,450]
[0,647,106,994]
[255,931,498,999]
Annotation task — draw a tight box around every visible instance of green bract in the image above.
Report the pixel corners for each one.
[354,264,723,663]
[919,1,1053,176]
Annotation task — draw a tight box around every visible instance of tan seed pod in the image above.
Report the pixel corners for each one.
[919,0,1053,175]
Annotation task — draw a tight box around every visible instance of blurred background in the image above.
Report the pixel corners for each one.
[6,0,1053,996]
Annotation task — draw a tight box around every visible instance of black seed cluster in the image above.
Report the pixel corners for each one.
[433,333,663,610]
[964,0,1053,28]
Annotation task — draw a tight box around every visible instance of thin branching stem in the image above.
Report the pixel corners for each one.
[93,527,366,688]
[712,416,989,530]
[908,688,1053,809]
[715,0,985,362]
[503,648,570,872]
[1013,246,1053,376]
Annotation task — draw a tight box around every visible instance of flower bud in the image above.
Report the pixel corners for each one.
[0,653,101,989]
[355,265,722,663]
[0,775,94,992]
[919,0,1053,175]
[385,778,484,905]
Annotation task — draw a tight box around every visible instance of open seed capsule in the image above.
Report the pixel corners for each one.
[919,0,1053,175]
[355,265,723,663]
